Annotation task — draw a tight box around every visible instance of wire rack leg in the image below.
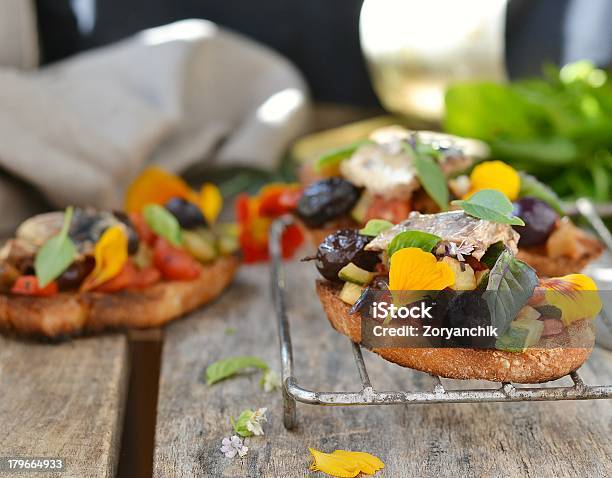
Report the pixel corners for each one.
[282,385,298,430]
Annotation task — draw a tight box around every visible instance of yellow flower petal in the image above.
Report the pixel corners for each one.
[466,160,521,201]
[81,225,128,291]
[332,451,385,475]
[199,183,223,224]
[389,248,455,291]
[541,274,602,326]
[309,448,359,477]
[125,166,192,213]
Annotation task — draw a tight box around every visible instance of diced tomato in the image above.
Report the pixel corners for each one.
[364,196,412,224]
[154,238,202,280]
[235,194,251,223]
[11,276,59,297]
[93,260,162,293]
[94,261,138,293]
[129,211,156,245]
[132,266,161,288]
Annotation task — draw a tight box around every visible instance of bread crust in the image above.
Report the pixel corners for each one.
[0,256,239,338]
[316,280,594,383]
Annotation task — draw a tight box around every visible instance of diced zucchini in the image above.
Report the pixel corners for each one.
[218,234,239,255]
[350,191,373,224]
[475,270,489,288]
[515,305,541,322]
[339,282,364,305]
[441,256,476,290]
[495,317,544,352]
[133,243,153,269]
[338,262,376,285]
[183,230,217,262]
[215,223,240,255]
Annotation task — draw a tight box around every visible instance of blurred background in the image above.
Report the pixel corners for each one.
[1,0,611,231]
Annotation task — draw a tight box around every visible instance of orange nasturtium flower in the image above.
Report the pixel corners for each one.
[389,247,455,291]
[125,166,192,213]
[464,160,521,201]
[309,448,384,477]
[81,225,128,291]
[540,274,602,326]
[125,167,223,224]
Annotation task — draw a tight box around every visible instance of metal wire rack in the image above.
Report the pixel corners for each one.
[270,206,612,430]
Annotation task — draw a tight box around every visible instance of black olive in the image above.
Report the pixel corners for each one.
[164,197,207,229]
[296,178,360,228]
[315,229,380,282]
[57,257,95,291]
[512,197,559,246]
[444,291,494,348]
[113,211,139,255]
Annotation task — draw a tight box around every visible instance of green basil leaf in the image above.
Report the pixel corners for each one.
[144,204,183,247]
[387,230,442,257]
[485,250,538,336]
[480,241,507,269]
[359,219,394,237]
[413,152,449,211]
[519,172,564,215]
[205,356,269,385]
[452,189,525,225]
[314,139,373,171]
[34,207,77,287]
[231,410,254,437]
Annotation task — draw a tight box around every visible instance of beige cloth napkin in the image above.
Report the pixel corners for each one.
[0,18,310,236]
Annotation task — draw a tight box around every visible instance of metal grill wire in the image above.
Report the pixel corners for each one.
[270,206,612,429]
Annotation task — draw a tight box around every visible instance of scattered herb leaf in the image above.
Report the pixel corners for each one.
[144,204,183,247]
[206,356,269,385]
[359,219,394,237]
[387,230,442,257]
[406,143,449,210]
[452,189,525,225]
[485,250,538,336]
[480,241,507,269]
[34,207,77,287]
[315,139,374,171]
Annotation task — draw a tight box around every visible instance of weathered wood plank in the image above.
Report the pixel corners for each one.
[154,263,612,478]
[0,334,129,478]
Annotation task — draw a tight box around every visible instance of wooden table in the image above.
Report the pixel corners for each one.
[153,263,612,477]
[1,263,611,477]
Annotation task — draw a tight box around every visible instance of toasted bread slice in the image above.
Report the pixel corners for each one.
[316,280,594,383]
[0,256,239,338]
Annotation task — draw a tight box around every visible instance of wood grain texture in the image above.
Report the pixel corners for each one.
[154,263,612,478]
[0,334,129,478]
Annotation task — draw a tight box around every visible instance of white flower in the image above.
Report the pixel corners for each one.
[246,408,267,436]
[261,369,281,392]
[220,435,248,458]
[437,240,474,262]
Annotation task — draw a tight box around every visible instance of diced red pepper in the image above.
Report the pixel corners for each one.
[132,266,162,288]
[258,185,302,217]
[11,276,59,297]
[281,224,304,259]
[153,238,202,280]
